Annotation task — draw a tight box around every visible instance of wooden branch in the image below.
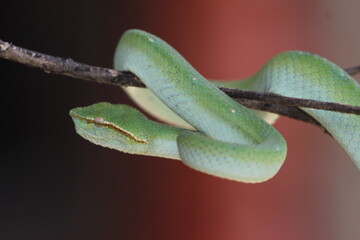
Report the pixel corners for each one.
[345,65,360,75]
[0,40,143,87]
[220,87,360,115]
[1,39,359,134]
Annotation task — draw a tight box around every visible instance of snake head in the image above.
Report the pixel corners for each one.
[69,102,150,154]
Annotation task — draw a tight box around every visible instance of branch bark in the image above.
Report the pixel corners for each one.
[1,39,359,134]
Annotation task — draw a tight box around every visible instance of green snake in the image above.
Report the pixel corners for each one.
[70,29,360,183]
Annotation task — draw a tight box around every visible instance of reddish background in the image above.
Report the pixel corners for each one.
[1,0,359,240]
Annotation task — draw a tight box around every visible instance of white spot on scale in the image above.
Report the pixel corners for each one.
[148,37,154,42]
[231,109,236,113]
[192,77,197,80]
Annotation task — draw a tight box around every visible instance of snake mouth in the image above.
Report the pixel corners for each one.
[74,124,104,141]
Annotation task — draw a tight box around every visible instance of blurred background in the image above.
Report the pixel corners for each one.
[1,0,359,239]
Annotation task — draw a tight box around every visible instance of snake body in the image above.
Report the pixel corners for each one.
[70,29,360,183]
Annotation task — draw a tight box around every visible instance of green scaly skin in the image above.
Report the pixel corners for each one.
[70,29,360,183]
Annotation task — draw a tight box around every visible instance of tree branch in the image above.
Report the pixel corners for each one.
[0,40,143,87]
[1,39,359,134]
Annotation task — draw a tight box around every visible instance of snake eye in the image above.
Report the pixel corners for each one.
[94,117,105,124]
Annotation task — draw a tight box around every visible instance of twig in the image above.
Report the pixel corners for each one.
[0,39,359,133]
[220,88,360,115]
[345,65,360,75]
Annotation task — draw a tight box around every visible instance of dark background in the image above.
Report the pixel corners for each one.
[1,0,359,240]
